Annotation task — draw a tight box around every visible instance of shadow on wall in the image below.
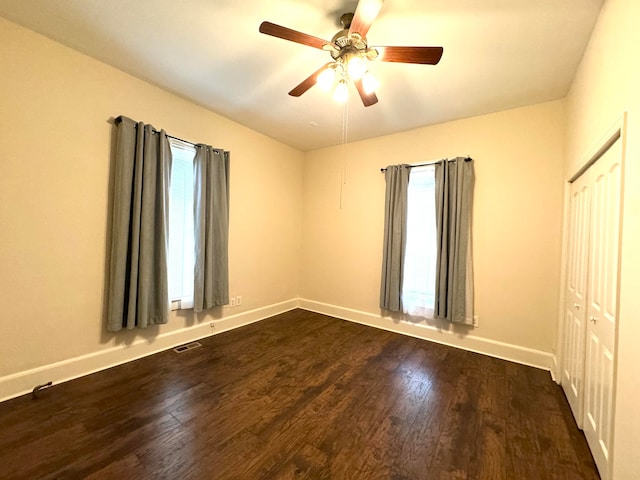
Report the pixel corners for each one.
[99,117,119,347]
[383,309,474,338]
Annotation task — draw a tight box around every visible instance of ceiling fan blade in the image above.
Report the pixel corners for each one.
[374,46,444,65]
[289,63,333,97]
[354,79,379,107]
[349,0,384,38]
[259,21,332,50]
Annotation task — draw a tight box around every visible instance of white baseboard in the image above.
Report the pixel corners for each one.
[298,299,552,370]
[1,298,554,403]
[550,354,560,383]
[0,299,298,403]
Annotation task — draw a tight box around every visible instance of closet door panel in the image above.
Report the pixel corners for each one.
[583,138,622,480]
[561,173,591,422]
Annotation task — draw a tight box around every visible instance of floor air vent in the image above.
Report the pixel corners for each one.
[173,341,202,353]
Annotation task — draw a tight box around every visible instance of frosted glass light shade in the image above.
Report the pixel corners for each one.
[347,56,367,80]
[317,67,336,91]
[333,80,348,103]
[362,72,379,94]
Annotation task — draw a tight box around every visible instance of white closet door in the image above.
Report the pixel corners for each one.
[561,173,591,423]
[583,138,622,479]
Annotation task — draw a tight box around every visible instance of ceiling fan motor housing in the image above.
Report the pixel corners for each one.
[331,13,369,65]
[339,12,354,29]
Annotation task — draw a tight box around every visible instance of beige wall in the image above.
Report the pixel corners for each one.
[0,18,304,378]
[301,100,566,353]
[564,0,640,477]
[3,5,636,473]
[6,8,638,474]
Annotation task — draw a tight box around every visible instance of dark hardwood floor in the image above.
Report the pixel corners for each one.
[0,309,599,479]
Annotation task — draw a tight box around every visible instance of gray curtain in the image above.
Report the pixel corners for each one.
[193,145,230,312]
[107,116,172,331]
[434,157,474,324]
[380,164,411,311]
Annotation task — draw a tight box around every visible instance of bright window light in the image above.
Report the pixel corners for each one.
[402,165,437,318]
[168,139,195,309]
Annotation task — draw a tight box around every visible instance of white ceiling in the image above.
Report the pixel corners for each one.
[0,0,603,151]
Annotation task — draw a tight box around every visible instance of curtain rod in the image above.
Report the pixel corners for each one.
[166,133,230,154]
[166,133,230,153]
[380,157,472,173]
[167,133,197,147]
[115,116,200,148]
[161,132,217,150]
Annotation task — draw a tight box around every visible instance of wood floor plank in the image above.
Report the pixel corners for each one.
[0,310,599,479]
[390,348,466,478]
[427,350,483,479]
[468,354,509,480]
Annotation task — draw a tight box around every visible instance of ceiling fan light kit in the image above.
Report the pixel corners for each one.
[361,71,379,95]
[316,66,337,91]
[259,0,443,107]
[333,79,349,103]
[317,55,375,104]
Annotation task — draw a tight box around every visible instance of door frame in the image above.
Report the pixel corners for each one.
[553,112,627,480]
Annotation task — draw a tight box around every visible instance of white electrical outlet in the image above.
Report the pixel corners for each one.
[236,295,242,306]
[473,315,479,327]
[230,297,236,307]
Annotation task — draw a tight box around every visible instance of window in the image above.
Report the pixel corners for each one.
[168,139,196,309]
[402,165,437,317]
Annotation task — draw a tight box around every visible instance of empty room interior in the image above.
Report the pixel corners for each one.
[1,0,639,479]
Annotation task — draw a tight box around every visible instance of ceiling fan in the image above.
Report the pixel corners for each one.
[259,0,443,107]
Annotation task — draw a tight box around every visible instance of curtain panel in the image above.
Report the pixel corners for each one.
[106,116,172,331]
[434,157,475,324]
[379,164,411,311]
[193,145,230,312]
